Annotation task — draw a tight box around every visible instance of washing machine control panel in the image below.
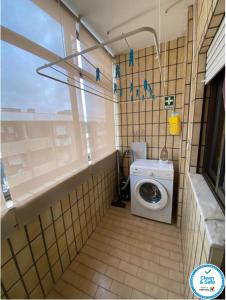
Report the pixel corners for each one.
[130,167,173,180]
[147,171,154,176]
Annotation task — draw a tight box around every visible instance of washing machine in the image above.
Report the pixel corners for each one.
[130,159,174,224]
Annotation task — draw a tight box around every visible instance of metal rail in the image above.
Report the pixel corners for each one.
[36,26,163,102]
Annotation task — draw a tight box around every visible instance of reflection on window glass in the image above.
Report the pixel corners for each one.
[0,160,12,202]
[209,88,224,177]
[1,0,64,56]
[1,41,71,113]
[1,41,81,199]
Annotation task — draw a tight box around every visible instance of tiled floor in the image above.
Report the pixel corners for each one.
[47,205,184,299]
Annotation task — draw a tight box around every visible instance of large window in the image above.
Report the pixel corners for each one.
[200,68,225,210]
[78,26,115,163]
[1,0,65,56]
[1,0,115,216]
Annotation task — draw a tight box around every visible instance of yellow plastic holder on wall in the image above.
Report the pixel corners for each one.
[168,111,181,135]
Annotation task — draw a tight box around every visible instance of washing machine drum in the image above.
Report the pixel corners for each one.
[135,178,168,210]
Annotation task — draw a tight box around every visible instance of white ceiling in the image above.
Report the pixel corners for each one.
[64,0,194,56]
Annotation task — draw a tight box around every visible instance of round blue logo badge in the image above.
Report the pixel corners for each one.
[189,264,225,299]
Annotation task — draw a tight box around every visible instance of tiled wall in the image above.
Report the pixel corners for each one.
[1,1,224,299]
[182,174,224,299]
[115,1,225,297]
[115,37,185,223]
[181,0,225,297]
[176,5,194,228]
[1,165,116,299]
[184,0,224,174]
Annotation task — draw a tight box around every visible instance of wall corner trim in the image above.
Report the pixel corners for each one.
[188,172,225,249]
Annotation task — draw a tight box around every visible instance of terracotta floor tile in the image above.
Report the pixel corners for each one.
[167,290,185,299]
[168,269,184,283]
[137,267,159,285]
[54,279,91,299]
[77,253,108,274]
[48,205,185,299]
[158,276,184,295]
[110,280,133,298]
[62,269,98,297]
[145,281,168,299]
[159,256,181,271]
[124,273,145,292]
[69,261,95,280]
[119,260,138,276]
[92,272,112,290]
[105,265,126,282]
[131,289,152,299]
[95,286,119,299]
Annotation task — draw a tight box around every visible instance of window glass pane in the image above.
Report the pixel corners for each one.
[1,41,71,113]
[202,68,225,210]
[218,144,225,195]
[82,82,115,162]
[207,77,225,182]
[1,41,87,202]
[76,37,115,163]
[1,0,65,56]
[210,100,224,175]
[139,183,161,204]
[0,159,11,202]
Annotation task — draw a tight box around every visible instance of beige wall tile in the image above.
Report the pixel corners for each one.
[27,218,41,240]
[23,266,39,293]
[40,209,52,230]
[30,284,44,299]
[2,259,20,290]
[61,195,70,213]
[7,280,27,299]
[16,246,33,275]
[41,271,53,296]
[52,202,62,221]
[36,254,49,279]
[1,240,12,265]
[10,228,28,254]
[31,235,45,261]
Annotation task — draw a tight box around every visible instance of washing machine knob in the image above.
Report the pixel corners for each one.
[148,171,154,176]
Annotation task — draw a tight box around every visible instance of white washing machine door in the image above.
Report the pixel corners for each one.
[135,178,168,210]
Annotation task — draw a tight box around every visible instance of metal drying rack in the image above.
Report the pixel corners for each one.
[36,26,163,104]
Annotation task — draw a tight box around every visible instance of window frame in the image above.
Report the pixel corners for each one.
[0,1,89,205]
[199,68,225,211]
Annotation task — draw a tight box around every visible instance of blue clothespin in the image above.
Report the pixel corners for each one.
[120,87,123,97]
[143,80,148,91]
[142,95,145,101]
[131,95,134,102]
[114,83,117,94]
[136,88,139,98]
[129,48,134,66]
[130,82,133,93]
[148,83,153,97]
[148,84,156,99]
[115,64,120,78]
[96,68,100,81]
